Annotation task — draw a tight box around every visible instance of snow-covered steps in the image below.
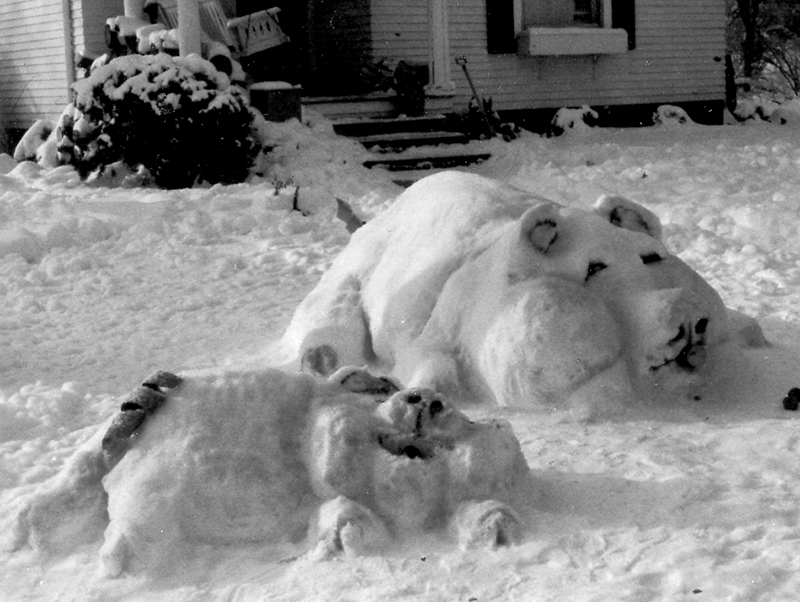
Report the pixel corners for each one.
[304,93,397,119]
[355,130,469,151]
[332,114,491,178]
[363,152,492,171]
[333,114,461,138]
[303,93,455,120]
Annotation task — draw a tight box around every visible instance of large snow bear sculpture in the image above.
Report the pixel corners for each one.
[283,172,754,408]
[13,367,532,576]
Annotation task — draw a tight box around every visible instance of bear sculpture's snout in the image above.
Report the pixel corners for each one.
[660,317,710,373]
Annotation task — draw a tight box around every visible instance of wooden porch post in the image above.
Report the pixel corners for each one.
[62,0,75,91]
[178,0,202,56]
[123,0,146,19]
[428,0,454,94]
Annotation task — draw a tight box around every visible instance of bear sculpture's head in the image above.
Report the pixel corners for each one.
[437,193,731,407]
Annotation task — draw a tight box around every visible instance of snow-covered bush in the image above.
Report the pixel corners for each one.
[653,105,695,126]
[765,98,800,125]
[550,106,599,136]
[63,54,261,189]
[730,95,800,125]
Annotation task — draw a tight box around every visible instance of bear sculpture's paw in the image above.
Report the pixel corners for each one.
[101,371,182,466]
[310,496,391,559]
[453,500,523,550]
[330,365,401,400]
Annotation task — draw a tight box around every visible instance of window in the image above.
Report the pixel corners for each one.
[523,0,606,29]
[573,0,603,26]
[486,0,635,55]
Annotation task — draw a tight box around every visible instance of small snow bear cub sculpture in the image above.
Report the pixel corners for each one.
[308,379,530,557]
[284,172,760,408]
[13,367,532,576]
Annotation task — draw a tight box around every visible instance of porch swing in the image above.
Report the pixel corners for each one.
[153,0,289,59]
[105,0,289,66]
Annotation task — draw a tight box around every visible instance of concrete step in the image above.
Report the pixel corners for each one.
[303,93,455,121]
[363,153,492,172]
[357,130,469,151]
[333,114,461,138]
[303,93,397,120]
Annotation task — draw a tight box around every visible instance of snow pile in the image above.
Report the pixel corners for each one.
[12,120,56,165]
[251,110,401,219]
[0,216,116,263]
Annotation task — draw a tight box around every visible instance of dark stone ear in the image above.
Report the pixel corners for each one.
[594,195,663,240]
[519,202,560,254]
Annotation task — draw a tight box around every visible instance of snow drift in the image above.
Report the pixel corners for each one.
[3,115,800,602]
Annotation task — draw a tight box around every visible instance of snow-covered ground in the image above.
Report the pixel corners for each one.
[2,111,800,601]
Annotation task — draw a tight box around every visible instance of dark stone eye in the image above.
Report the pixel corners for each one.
[429,399,444,416]
[585,261,608,281]
[641,252,663,264]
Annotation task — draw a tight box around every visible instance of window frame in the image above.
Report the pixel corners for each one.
[487,0,635,55]
[517,0,613,30]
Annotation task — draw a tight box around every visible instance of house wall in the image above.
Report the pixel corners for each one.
[305,0,373,95]
[368,0,725,117]
[446,0,726,114]
[372,0,429,66]
[0,0,122,137]
[0,0,70,131]
[73,0,125,58]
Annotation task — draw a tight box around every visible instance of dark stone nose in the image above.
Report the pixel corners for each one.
[406,393,422,404]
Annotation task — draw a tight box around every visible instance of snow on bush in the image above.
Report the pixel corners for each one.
[61,54,261,189]
[729,96,800,125]
[653,105,695,126]
[766,98,800,125]
[550,106,599,135]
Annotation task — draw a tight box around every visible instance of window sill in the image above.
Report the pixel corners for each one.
[518,27,629,56]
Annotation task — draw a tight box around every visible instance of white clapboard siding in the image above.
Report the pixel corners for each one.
[1,0,123,131]
[444,0,726,111]
[372,0,430,64]
[0,0,69,130]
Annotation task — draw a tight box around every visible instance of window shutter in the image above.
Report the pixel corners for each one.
[611,0,636,49]
[486,0,517,54]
